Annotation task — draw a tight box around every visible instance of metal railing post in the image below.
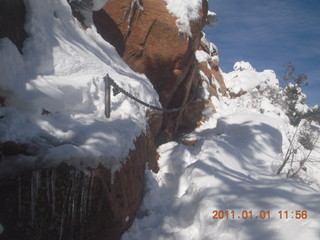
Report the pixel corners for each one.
[104,74,111,118]
[102,73,199,116]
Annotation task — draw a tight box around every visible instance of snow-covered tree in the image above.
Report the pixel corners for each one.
[305,105,320,124]
[282,83,307,126]
[281,62,309,126]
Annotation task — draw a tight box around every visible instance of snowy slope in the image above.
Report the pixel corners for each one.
[122,62,320,240]
[0,0,159,175]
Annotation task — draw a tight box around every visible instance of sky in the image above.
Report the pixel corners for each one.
[205,0,320,106]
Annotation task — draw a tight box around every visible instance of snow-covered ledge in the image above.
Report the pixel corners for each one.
[0,0,160,178]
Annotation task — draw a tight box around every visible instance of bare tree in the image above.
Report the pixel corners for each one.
[277,120,320,178]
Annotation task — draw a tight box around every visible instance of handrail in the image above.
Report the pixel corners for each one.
[104,74,200,118]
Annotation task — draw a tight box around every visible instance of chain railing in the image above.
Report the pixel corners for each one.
[104,74,200,118]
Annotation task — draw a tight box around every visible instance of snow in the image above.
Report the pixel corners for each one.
[163,0,202,36]
[195,50,210,63]
[67,0,107,11]
[195,35,219,65]
[195,50,219,64]
[122,61,320,240]
[206,11,217,26]
[224,61,279,94]
[123,111,320,240]
[92,0,108,10]
[201,33,218,54]
[211,55,219,63]
[1,0,319,237]
[0,0,159,176]
[233,61,255,71]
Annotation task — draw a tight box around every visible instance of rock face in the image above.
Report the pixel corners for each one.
[196,38,228,112]
[94,0,228,142]
[0,0,228,239]
[0,132,158,240]
[94,0,209,142]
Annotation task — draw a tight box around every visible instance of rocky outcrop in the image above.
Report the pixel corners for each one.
[0,132,158,240]
[0,1,228,240]
[94,0,209,142]
[197,38,228,98]
[193,36,229,117]
[93,0,229,142]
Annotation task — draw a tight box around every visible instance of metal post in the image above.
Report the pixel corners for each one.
[104,74,111,118]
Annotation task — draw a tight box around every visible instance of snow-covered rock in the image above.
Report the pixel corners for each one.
[0,0,159,173]
[97,0,211,138]
[163,0,203,36]
[0,0,160,239]
[206,10,217,26]
[224,61,279,94]
[122,61,320,240]
[233,61,255,71]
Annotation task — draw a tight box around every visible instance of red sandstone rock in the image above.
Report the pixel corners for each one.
[94,0,209,141]
[212,66,228,96]
[0,133,158,240]
[197,38,228,99]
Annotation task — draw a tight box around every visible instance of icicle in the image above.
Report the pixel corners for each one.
[31,170,40,227]
[80,172,89,224]
[17,176,23,228]
[87,171,95,215]
[59,195,67,240]
[31,176,34,227]
[46,169,50,203]
[59,169,70,240]
[70,170,81,239]
[66,170,74,238]
[71,175,76,231]
[51,168,56,218]
[18,177,21,219]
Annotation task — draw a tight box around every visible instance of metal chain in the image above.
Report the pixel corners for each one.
[108,77,200,113]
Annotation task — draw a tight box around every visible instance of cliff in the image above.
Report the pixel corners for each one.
[0,0,227,239]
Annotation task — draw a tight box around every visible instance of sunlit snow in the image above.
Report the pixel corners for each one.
[0,0,159,176]
[122,62,320,240]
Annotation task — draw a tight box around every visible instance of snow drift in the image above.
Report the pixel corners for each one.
[122,61,320,240]
[0,0,160,176]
